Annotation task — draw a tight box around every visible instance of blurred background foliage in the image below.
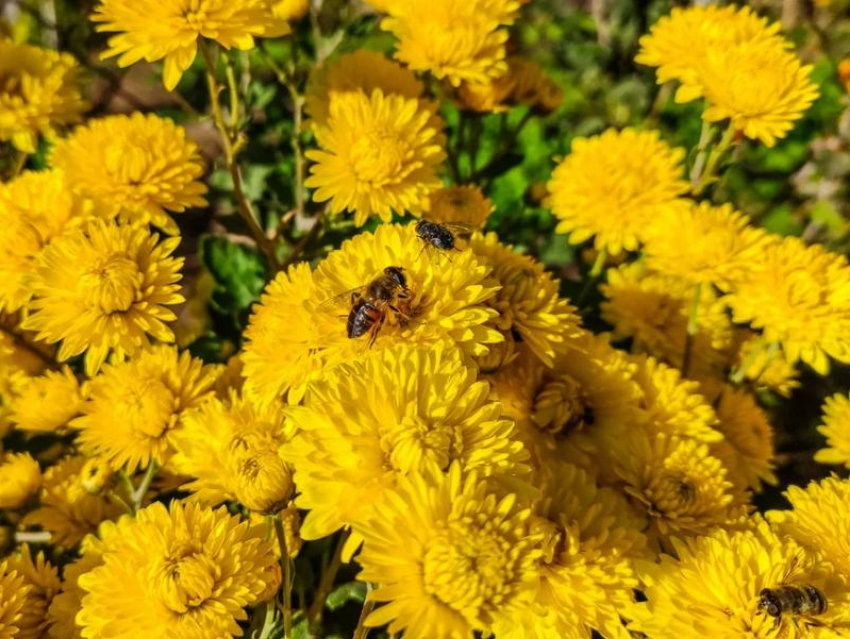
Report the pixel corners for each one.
[4,0,850,513]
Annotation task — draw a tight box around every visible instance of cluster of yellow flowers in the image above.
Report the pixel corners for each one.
[0,2,848,639]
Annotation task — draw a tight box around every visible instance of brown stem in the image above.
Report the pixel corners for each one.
[308,529,350,627]
[352,584,375,639]
[281,211,324,270]
[273,515,294,639]
[199,40,281,270]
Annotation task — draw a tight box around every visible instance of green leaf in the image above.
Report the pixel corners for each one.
[199,235,268,319]
[186,333,227,364]
[292,618,317,639]
[325,582,367,611]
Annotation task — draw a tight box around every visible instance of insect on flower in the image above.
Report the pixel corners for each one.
[414,220,474,257]
[757,581,828,631]
[321,266,415,347]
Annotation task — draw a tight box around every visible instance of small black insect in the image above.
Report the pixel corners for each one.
[414,220,474,256]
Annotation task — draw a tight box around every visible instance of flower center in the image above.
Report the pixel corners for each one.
[350,129,409,186]
[386,413,456,474]
[105,143,150,185]
[82,254,142,314]
[183,9,209,28]
[123,379,178,439]
[156,544,217,614]
[421,523,513,621]
[532,375,594,437]
[646,472,696,516]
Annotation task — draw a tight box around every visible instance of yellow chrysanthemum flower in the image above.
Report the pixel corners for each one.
[493,462,646,639]
[305,90,445,226]
[240,263,320,404]
[73,346,219,473]
[705,382,777,492]
[458,56,563,114]
[683,39,819,147]
[5,545,60,639]
[488,334,643,474]
[632,354,722,444]
[0,170,100,313]
[726,236,850,376]
[0,560,27,639]
[356,464,541,638]
[815,393,850,468]
[0,40,86,152]
[644,201,771,291]
[79,457,116,495]
[93,0,289,90]
[170,393,294,512]
[601,263,732,376]
[77,502,280,639]
[769,476,850,579]
[0,325,46,438]
[613,432,745,544]
[0,452,41,509]
[22,456,126,548]
[546,128,689,255]
[636,5,783,89]
[22,219,185,376]
[8,367,82,433]
[242,224,501,404]
[49,113,208,235]
[630,521,850,639]
[729,331,801,398]
[47,552,99,639]
[470,232,581,367]
[425,185,494,229]
[380,0,520,87]
[305,50,425,126]
[285,343,528,540]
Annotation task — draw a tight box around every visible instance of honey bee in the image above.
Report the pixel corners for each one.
[414,220,474,255]
[322,266,414,347]
[757,585,828,621]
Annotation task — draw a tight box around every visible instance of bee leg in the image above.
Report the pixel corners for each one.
[367,314,385,349]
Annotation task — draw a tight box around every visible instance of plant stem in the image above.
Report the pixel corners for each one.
[352,583,375,639]
[256,602,278,639]
[224,54,241,137]
[308,529,350,627]
[691,122,737,197]
[131,461,157,512]
[273,515,293,639]
[681,282,702,378]
[281,213,324,269]
[688,119,715,188]
[576,248,608,307]
[199,40,281,270]
[14,531,51,544]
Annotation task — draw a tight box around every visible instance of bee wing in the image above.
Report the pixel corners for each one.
[317,286,363,311]
[441,222,477,238]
